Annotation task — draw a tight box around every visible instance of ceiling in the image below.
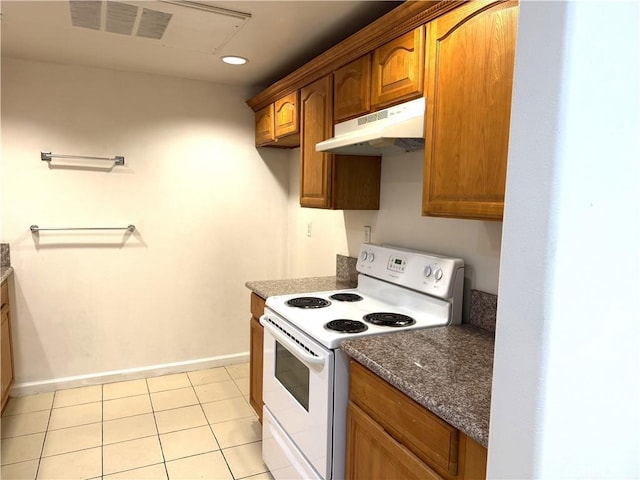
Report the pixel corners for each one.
[0,0,402,90]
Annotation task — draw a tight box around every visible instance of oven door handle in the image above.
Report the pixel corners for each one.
[261,315,326,367]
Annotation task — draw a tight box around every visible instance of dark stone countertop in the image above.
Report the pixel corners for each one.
[341,325,494,447]
[245,276,355,299]
[1,266,13,284]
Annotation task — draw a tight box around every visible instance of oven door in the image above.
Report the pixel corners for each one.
[261,310,334,480]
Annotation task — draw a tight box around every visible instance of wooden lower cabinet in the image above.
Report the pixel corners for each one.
[1,279,14,413]
[249,293,265,422]
[347,360,487,480]
[347,401,442,480]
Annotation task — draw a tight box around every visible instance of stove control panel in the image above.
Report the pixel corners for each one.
[387,255,406,273]
[357,244,464,300]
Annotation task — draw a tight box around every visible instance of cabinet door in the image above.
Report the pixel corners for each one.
[350,359,458,475]
[1,307,14,412]
[249,316,264,422]
[300,76,334,208]
[422,0,518,220]
[334,55,371,122]
[346,401,442,480]
[249,293,265,422]
[332,155,380,210]
[255,104,275,146]
[274,92,299,139]
[371,26,425,110]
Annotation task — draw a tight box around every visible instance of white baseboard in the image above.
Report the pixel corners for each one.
[11,352,250,397]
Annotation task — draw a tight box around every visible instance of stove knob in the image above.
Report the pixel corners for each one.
[423,266,432,278]
[367,252,375,263]
[361,251,368,262]
[435,268,443,281]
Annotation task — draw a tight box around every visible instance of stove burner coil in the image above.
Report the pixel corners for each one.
[329,293,363,302]
[363,312,416,327]
[286,297,331,309]
[325,319,368,333]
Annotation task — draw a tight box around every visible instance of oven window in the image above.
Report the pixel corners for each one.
[275,341,310,411]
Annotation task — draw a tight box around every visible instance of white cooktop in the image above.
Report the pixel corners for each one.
[264,244,465,349]
[265,276,450,349]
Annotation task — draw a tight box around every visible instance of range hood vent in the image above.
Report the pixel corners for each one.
[316,97,425,155]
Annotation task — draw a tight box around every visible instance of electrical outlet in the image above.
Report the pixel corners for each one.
[307,222,312,237]
[364,225,371,244]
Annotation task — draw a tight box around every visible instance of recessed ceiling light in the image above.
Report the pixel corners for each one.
[221,56,248,65]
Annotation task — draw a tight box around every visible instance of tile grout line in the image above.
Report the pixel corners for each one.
[219,366,243,479]
[3,365,263,479]
[146,376,170,480]
[190,368,237,479]
[33,391,56,480]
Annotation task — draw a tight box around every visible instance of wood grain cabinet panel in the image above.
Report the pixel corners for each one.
[274,92,299,139]
[422,0,519,220]
[249,293,265,422]
[350,360,459,476]
[255,104,275,147]
[334,55,372,122]
[346,401,442,480]
[371,26,425,110]
[347,360,487,480]
[255,93,300,148]
[300,76,335,208]
[300,76,381,210]
[1,280,14,414]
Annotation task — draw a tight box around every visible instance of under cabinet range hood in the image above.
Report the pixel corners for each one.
[316,97,425,154]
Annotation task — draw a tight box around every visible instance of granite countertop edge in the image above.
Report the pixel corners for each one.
[1,266,14,284]
[245,276,356,299]
[341,326,493,448]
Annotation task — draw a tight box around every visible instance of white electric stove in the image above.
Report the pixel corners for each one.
[260,244,464,480]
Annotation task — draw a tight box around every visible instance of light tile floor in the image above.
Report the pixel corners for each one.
[1,362,273,480]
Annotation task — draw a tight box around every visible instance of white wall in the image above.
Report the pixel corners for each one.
[489,1,639,477]
[286,148,502,294]
[1,58,290,389]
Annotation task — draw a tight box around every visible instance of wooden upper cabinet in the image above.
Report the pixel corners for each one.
[254,104,274,146]
[334,55,372,123]
[255,92,300,148]
[422,0,518,220]
[300,76,381,210]
[334,28,426,124]
[300,76,334,208]
[371,26,425,110]
[274,92,300,145]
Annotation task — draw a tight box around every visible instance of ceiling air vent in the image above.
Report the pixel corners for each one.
[68,1,251,53]
[105,1,138,35]
[69,1,173,40]
[69,1,102,30]
[137,8,173,39]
